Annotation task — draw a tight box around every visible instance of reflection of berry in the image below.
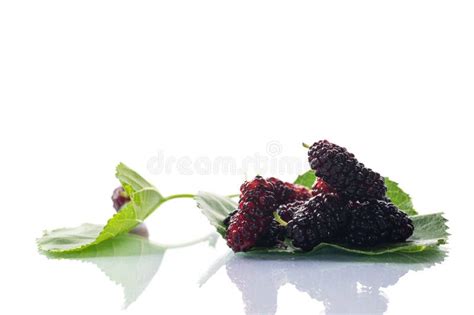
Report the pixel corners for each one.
[267,177,312,204]
[345,200,414,247]
[226,176,278,252]
[312,178,335,195]
[276,200,305,222]
[226,258,280,315]
[308,140,386,200]
[287,193,348,251]
[112,186,130,211]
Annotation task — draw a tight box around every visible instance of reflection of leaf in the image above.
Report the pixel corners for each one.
[37,163,164,253]
[196,191,448,255]
[45,232,165,309]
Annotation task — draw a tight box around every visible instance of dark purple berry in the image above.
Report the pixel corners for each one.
[308,140,386,200]
[112,186,130,211]
[287,193,348,251]
[344,200,414,247]
[276,200,306,223]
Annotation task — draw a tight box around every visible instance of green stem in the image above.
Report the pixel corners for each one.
[302,142,311,149]
[273,211,288,227]
[162,193,195,202]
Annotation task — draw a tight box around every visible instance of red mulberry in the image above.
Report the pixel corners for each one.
[226,176,278,252]
[267,177,312,204]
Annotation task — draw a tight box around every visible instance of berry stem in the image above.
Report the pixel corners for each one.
[302,142,311,149]
[273,211,288,227]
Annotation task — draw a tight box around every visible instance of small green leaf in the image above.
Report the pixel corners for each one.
[197,191,448,256]
[37,163,164,253]
[385,177,418,216]
[294,170,316,188]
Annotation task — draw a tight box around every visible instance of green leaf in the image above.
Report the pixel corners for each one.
[294,170,316,188]
[196,191,448,256]
[195,191,237,238]
[385,177,417,215]
[115,162,156,195]
[37,163,164,253]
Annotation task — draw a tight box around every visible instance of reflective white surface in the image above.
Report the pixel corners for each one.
[20,214,462,315]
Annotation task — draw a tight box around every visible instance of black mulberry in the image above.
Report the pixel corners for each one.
[345,200,414,247]
[255,220,286,247]
[308,140,386,200]
[312,178,335,195]
[276,200,305,223]
[287,193,348,251]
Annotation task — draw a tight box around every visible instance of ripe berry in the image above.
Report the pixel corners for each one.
[308,140,386,200]
[276,200,306,223]
[344,200,414,247]
[226,176,278,252]
[111,186,130,211]
[287,193,348,251]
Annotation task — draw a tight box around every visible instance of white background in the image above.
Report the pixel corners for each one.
[1,1,473,314]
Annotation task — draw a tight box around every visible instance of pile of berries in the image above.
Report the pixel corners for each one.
[225,140,414,252]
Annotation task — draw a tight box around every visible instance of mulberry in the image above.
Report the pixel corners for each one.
[255,220,286,247]
[226,176,278,252]
[308,140,386,200]
[345,200,414,247]
[111,186,130,211]
[223,210,238,227]
[276,200,306,222]
[312,178,335,195]
[267,177,312,204]
[287,193,348,251]
[226,212,272,252]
